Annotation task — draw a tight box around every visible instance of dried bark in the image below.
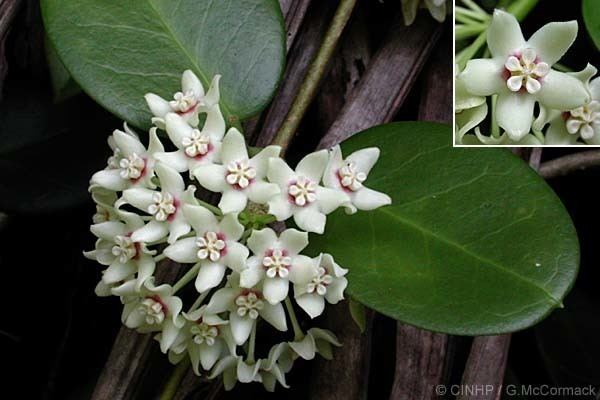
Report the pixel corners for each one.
[390,28,452,400]
[280,0,312,51]
[538,149,600,179]
[458,335,511,400]
[389,326,449,400]
[318,14,442,149]
[252,0,339,147]
[309,11,443,400]
[0,0,22,95]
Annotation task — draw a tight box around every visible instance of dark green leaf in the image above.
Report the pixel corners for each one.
[45,38,81,102]
[41,0,286,128]
[583,0,600,50]
[309,122,579,335]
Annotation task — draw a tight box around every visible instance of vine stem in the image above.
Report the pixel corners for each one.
[172,264,201,294]
[285,297,304,341]
[272,0,357,152]
[247,323,257,363]
[159,358,190,400]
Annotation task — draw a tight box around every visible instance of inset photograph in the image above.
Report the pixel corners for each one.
[455,0,600,146]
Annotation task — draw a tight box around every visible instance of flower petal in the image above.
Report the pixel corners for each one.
[160,320,181,353]
[526,21,577,66]
[346,147,379,175]
[246,181,280,204]
[289,255,317,285]
[323,146,343,189]
[279,229,309,255]
[204,75,221,108]
[545,120,577,145]
[219,213,244,241]
[167,213,191,244]
[113,129,145,157]
[590,77,600,101]
[237,358,261,383]
[218,190,248,214]
[460,59,505,96]
[183,204,219,233]
[352,187,392,211]
[296,150,328,182]
[316,186,349,214]
[220,128,248,164]
[259,301,287,331]
[193,164,228,193]
[537,70,590,110]
[496,92,535,141]
[268,196,293,221]
[206,288,238,314]
[294,206,326,234]
[90,169,128,191]
[240,257,265,288]
[154,151,189,173]
[164,238,198,263]
[487,9,525,58]
[145,93,171,119]
[195,262,226,293]
[131,220,169,243]
[203,104,226,142]
[165,113,192,149]
[182,69,205,98]
[103,262,136,284]
[199,340,222,371]
[247,228,278,255]
[250,145,281,177]
[296,293,325,319]
[222,241,249,272]
[324,276,347,304]
[155,163,184,195]
[122,187,156,212]
[90,221,127,240]
[267,158,295,187]
[263,277,289,305]
[229,312,255,345]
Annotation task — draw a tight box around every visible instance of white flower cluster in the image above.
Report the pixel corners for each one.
[456,9,600,146]
[401,0,450,26]
[85,70,391,391]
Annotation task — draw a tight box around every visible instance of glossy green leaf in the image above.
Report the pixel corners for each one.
[583,0,600,50]
[309,122,579,335]
[41,0,285,128]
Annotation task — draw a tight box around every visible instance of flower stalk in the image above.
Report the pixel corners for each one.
[273,0,357,152]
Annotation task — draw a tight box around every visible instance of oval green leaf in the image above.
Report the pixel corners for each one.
[41,0,285,128]
[583,0,600,50]
[309,122,579,335]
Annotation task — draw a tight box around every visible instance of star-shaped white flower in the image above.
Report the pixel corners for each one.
[193,128,281,213]
[84,209,156,290]
[154,110,225,174]
[205,276,287,345]
[122,162,195,244]
[402,0,448,26]
[114,279,183,353]
[163,204,249,293]
[459,9,590,140]
[258,342,294,392]
[267,150,349,234]
[288,327,341,361]
[240,228,317,305]
[145,71,221,129]
[323,146,391,214]
[208,355,262,390]
[543,67,600,145]
[294,253,348,318]
[90,126,164,191]
[167,305,235,375]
